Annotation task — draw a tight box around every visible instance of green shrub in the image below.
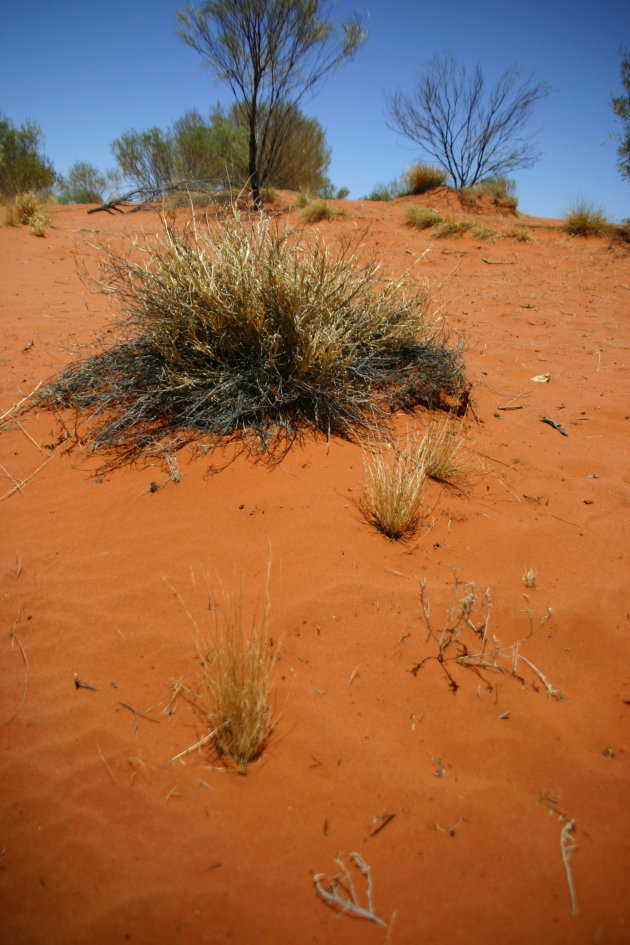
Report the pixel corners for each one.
[404,163,448,194]
[405,206,442,229]
[0,114,55,197]
[24,207,465,462]
[563,201,609,236]
[56,161,119,204]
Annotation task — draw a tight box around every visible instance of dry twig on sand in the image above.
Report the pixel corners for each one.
[1,615,29,725]
[561,820,579,917]
[314,852,387,928]
[411,574,564,698]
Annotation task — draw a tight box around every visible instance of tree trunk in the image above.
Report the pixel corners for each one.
[249,114,261,209]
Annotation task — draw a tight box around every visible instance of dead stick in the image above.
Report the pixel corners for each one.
[169,728,220,766]
[1,619,29,725]
[0,457,52,502]
[0,381,44,424]
[118,700,161,737]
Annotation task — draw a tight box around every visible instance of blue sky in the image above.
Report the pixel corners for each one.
[2,0,629,220]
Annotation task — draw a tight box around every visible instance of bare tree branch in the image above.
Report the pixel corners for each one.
[386,54,551,189]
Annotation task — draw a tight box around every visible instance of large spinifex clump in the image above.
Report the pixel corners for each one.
[30,207,465,461]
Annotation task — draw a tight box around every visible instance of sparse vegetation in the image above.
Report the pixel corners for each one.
[522,567,537,588]
[462,176,518,210]
[0,113,55,197]
[411,575,563,698]
[563,201,609,236]
[405,206,442,229]
[611,46,630,182]
[20,206,464,465]
[404,163,448,193]
[506,226,534,242]
[364,178,402,201]
[386,54,550,188]
[300,198,345,222]
[433,219,473,238]
[361,431,427,540]
[3,191,50,235]
[57,161,121,204]
[470,224,496,240]
[421,418,468,483]
[196,572,276,768]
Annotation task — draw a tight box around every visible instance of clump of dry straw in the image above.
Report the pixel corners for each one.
[10,203,465,465]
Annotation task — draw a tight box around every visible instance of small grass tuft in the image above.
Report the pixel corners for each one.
[505,227,534,242]
[461,177,518,211]
[421,417,468,484]
[404,163,448,194]
[405,206,442,230]
[433,219,473,238]
[3,191,51,234]
[300,199,345,223]
[522,567,537,588]
[470,224,496,241]
[361,431,426,540]
[196,570,276,768]
[563,201,609,236]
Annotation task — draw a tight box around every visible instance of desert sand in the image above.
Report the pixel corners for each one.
[1,191,629,944]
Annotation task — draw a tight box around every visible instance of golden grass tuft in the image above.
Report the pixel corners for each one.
[404,163,448,194]
[421,417,468,484]
[300,199,345,223]
[3,191,50,234]
[522,567,537,588]
[563,201,609,236]
[196,570,276,768]
[505,227,534,242]
[405,206,442,229]
[361,431,426,540]
[433,219,473,239]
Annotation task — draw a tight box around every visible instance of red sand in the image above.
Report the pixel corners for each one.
[1,194,629,944]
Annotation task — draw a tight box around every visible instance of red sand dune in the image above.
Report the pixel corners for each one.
[1,193,629,944]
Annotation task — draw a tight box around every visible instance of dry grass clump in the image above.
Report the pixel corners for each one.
[3,191,50,235]
[195,574,275,768]
[404,163,448,194]
[563,201,609,236]
[505,227,534,242]
[361,431,426,540]
[300,199,345,222]
[433,219,473,238]
[21,206,465,465]
[470,224,496,241]
[461,177,518,211]
[522,567,537,588]
[421,417,468,484]
[405,206,442,229]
